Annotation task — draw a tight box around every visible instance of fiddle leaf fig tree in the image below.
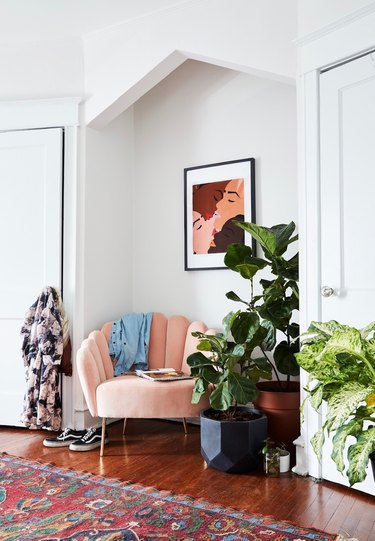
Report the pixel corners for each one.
[296,320,375,486]
[187,221,299,418]
[224,221,299,387]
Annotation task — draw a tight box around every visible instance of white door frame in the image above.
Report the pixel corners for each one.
[297,6,375,482]
[0,98,81,429]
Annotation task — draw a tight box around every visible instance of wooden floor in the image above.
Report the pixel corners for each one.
[1,419,374,540]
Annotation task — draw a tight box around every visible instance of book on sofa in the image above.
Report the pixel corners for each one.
[135,368,192,381]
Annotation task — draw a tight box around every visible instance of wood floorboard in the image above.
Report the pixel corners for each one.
[1,419,374,540]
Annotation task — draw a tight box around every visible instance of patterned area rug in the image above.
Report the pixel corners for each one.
[0,453,339,541]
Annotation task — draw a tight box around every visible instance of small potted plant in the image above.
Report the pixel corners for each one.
[187,313,267,473]
[296,320,375,486]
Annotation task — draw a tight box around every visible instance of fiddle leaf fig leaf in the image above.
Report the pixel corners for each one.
[260,320,276,351]
[231,311,260,344]
[191,377,208,404]
[224,243,252,270]
[269,222,297,255]
[226,291,247,304]
[233,221,277,256]
[228,372,259,404]
[273,340,300,376]
[187,351,212,368]
[210,381,232,411]
[236,260,268,280]
[222,310,240,339]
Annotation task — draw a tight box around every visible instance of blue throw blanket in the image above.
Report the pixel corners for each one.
[109,312,153,376]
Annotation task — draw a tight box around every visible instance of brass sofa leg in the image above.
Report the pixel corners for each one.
[182,417,188,434]
[100,417,106,457]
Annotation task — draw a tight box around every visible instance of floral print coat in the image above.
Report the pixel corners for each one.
[20,287,67,431]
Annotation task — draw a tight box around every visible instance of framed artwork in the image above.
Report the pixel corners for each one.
[184,157,256,271]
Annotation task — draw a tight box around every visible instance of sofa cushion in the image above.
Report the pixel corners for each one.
[96,374,210,419]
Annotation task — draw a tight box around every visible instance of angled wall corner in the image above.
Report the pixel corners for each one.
[86,50,187,129]
[83,0,297,129]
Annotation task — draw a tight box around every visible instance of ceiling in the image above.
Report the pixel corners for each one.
[0,0,189,41]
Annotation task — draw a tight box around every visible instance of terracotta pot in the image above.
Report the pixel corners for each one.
[254,381,300,465]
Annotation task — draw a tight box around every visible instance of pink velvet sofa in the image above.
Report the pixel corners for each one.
[76,313,213,455]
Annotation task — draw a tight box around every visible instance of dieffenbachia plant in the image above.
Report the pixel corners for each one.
[296,320,375,486]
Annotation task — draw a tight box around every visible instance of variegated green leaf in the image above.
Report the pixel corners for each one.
[311,428,325,462]
[323,328,364,359]
[309,383,324,411]
[325,382,372,433]
[331,419,363,473]
[347,428,375,486]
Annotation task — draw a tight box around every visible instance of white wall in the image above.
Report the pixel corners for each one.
[132,60,297,329]
[0,38,84,100]
[83,108,135,334]
[298,0,375,37]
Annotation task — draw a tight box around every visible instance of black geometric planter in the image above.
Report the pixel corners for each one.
[200,407,267,473]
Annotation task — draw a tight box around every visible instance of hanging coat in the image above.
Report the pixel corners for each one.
[20,286,68,431]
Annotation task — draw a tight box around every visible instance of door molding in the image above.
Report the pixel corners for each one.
[0,97,81,132]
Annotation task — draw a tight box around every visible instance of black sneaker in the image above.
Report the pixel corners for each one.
[69,426,108,451]
[43,428,86,448]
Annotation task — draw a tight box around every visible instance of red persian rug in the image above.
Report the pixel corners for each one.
[0,453,339,541]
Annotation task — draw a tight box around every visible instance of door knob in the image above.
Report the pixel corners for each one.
[321,286,334,297]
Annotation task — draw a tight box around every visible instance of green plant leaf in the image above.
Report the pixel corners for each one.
[236,261,268,280]
[311,428,325,462]
[269,222,297,255]
[228,372,259,404]
[210,381,232,411]
[225,291,247,304]
[233,221,277,256]
[231,311,260,344]
[309,382,324,411]
[331,419,363,473]
[245,366,272,382]
[260,320,276,351]
[325,382,373,433]
[191,377,208,404]
[224,243,252,271]
[346,427,375,486]
[187,351,213,368]
[273,340,300,376]
[222,310,241,339]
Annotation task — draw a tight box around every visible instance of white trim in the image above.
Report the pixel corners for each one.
[0,97,81,131]
[297,8,375,75]
[295,2,375,47]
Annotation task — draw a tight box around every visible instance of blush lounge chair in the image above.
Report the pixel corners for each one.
[76,313,213,455]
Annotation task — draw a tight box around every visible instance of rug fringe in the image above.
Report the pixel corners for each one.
[335,535,359,541]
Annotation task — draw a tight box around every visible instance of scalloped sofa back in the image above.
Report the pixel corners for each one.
[76,313,213,455]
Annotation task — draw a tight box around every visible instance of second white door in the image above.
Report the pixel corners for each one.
[0,128,63,427]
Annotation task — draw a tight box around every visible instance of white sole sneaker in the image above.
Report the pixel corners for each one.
[69,437,109,452]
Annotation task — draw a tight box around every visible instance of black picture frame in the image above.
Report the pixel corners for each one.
[184,157,256,271]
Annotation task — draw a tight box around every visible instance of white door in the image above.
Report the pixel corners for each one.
[0,128,63,426]
[320,51,375,495]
